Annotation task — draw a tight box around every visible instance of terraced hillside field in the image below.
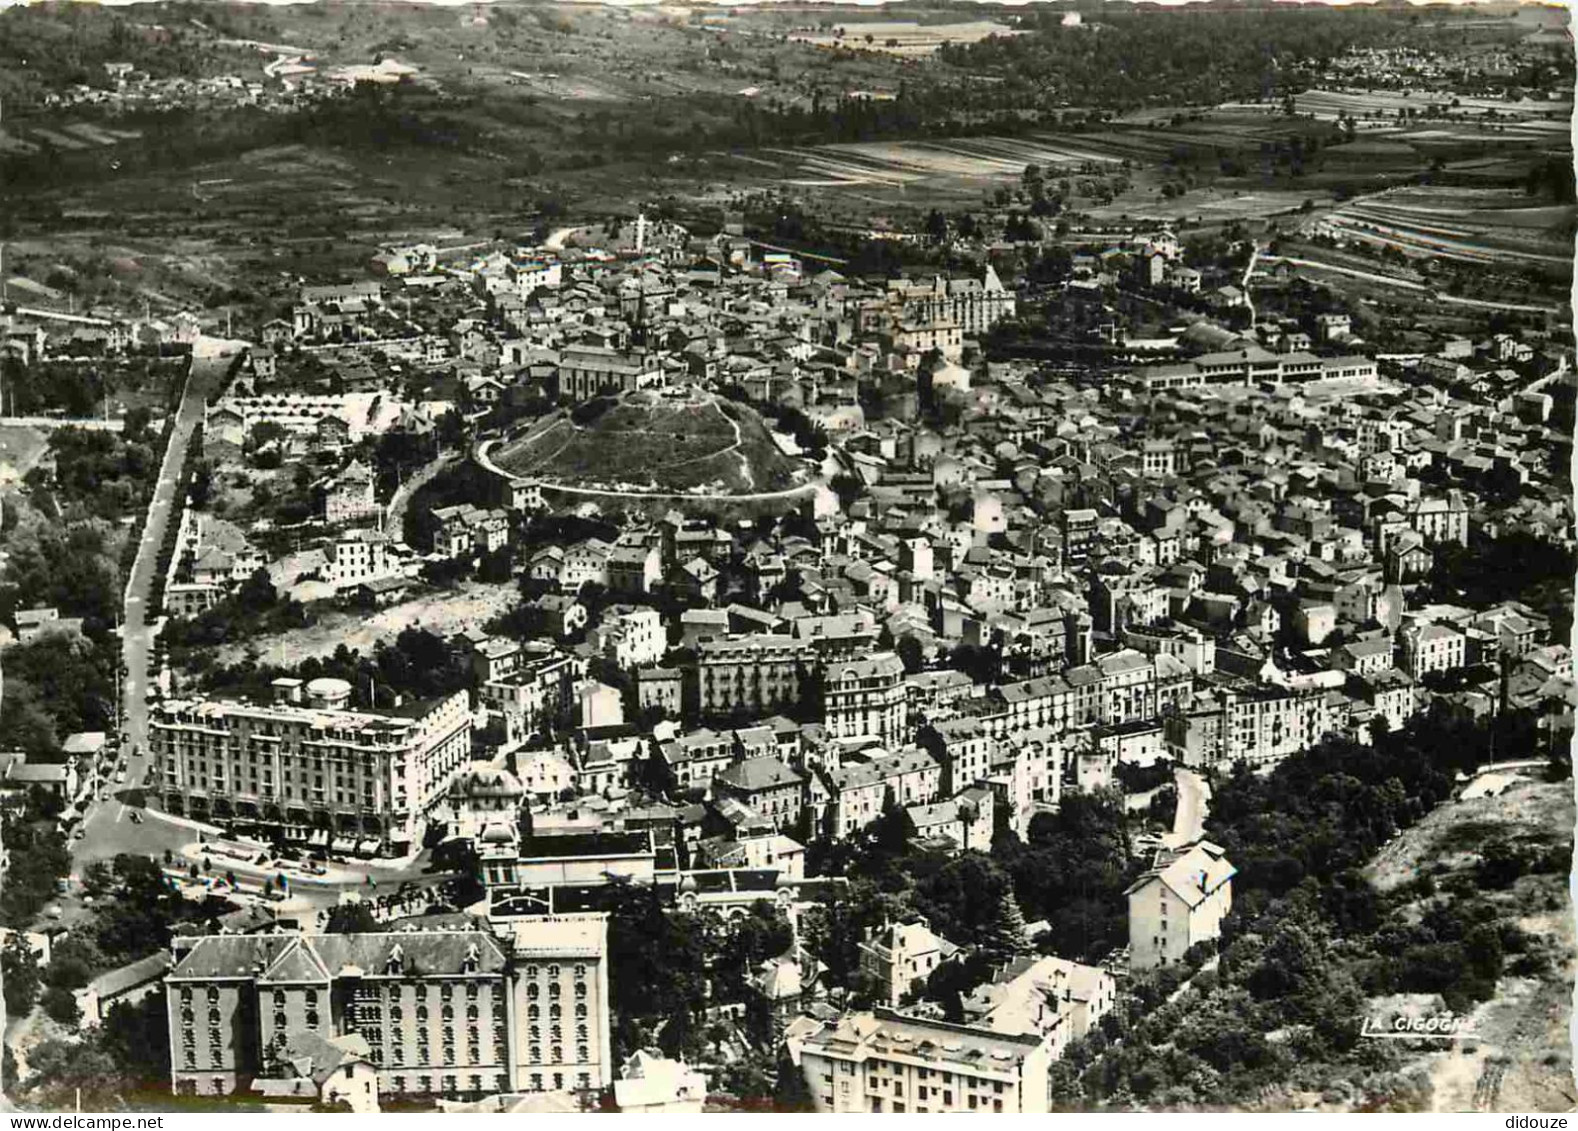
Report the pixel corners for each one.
[1310,185,1575,275]
[492,389,799,496]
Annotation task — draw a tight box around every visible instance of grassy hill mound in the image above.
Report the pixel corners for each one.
[492,389,800,495]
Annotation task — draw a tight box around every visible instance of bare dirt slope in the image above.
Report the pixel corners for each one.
[1365,775,1575,1113]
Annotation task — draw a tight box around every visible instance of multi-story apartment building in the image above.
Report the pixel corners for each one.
[814,761,886,841]
[1060,508,1098,568]
[905,789,993,853]
[479,648,586,745]
[607,544,662,596]
[882,269,1017,339]
[1100,649,1189,725]
[588,605,666,670]
[857,919,959,1009]
[796,1009,1051,1114]
[658,727,735,790]
[919,717,995,796]
[1400,622,1467,679]
[1408,492,1470,546]
[1333,636,1396,677]
[431,504,509,559]
[1000,726,1063,812]
[1223,686,1333,768]
[1121,622,1217,675]
[325,529,403,590]
[1090,573,1170,635]
[148,683,472,850]
[869,746,943,808]
[1166,684,1332,770]
[713,756,805,832]
[1353,669,1418,732]
[560,539,613,591]
[960,954,1117,1057]
[636,667,683,718]
[1138,438,1179,479]
[1126,841,1235,971]
[976,651,1189,739]
[166,918,612,1102]
[694,635,813,716]
[822,652,908,746]
[902,669,976,716]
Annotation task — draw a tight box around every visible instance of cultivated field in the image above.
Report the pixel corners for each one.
[1283,88,1572,128]
[763,134,1121,189]
[1305,185,1574,273]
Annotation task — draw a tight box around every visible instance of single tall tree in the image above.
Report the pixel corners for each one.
[981,888,1031,968]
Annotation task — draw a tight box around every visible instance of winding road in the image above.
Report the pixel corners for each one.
[474,437,820,504]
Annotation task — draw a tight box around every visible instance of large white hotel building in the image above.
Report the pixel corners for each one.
[147,677,472,851]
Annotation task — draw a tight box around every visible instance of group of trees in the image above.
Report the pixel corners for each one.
[19,990,173,1110]
[1425,531,1576,643]
[7,853,234,1109]
[187,626,471,712]
[0,511,123,631]
[801,783,1145,1011]
[0,800,71,929]
[161,568,310,665]
[940,7,1429,112]
[0,626,117,756]
[31,421,160,524]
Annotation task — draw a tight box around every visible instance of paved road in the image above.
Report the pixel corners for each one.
[384,451,457,544]
[1240,245,1260,325]
[71,351,237,869]
[476,438,820,504]
[1161,767,1210,850]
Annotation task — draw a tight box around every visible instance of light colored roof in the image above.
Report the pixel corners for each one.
[87,951,174,999]
[801,1007,1044,1069]
[1126,841,1236,907]
[61,732,107,755]
[613,1050,706,1110]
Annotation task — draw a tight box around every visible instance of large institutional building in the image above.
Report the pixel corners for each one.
[166,917,612,1102]
[795,1008,1051,1114]
[147,680,472,851]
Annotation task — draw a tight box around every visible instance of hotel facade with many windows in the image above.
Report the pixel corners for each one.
[147,681,472,851]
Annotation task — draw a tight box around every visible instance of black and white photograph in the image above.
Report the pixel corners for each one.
[0,0,1572,1116]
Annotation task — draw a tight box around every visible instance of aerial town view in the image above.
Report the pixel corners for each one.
[0,0,1571,1116]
